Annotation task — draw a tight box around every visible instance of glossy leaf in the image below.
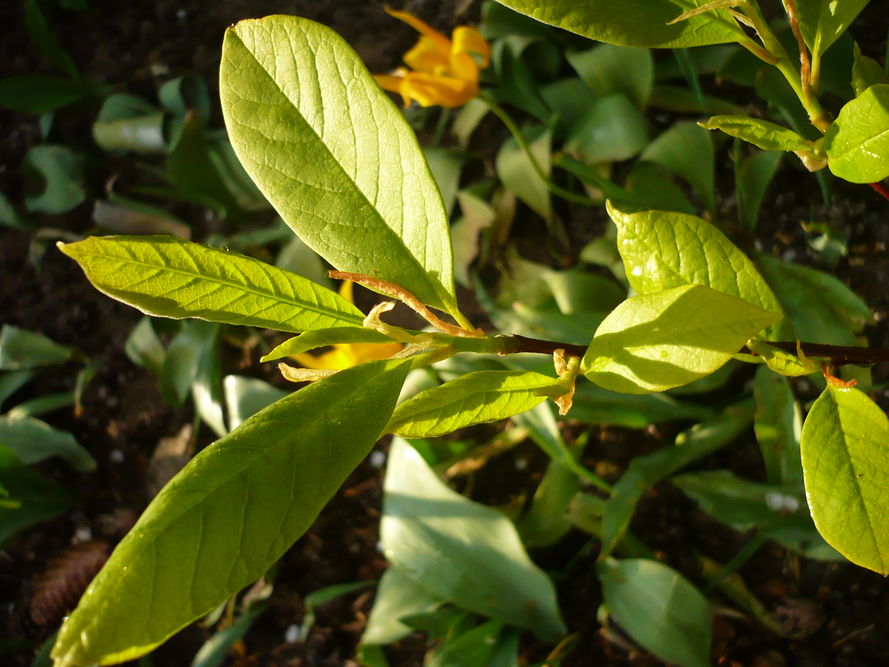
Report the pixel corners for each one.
[756,254,873,346]
[584,284,779,394]
[565,94,649,164]
[566,44,653,108]
[600,403,752,556]
[0,416,95,472]
[608,203,791,340]
[640,122,715,211]
[387,370,561,438]
[825,84,889,183]
[381,438,565,639]
[0,325,73,370]
[700,115,812,152]
[51,359,410,667]
[796,0,869,59]
[598,558,712,667]
[494,0,745,48]
[58,236,364,333]
[801,384,889,574]
[220,16,457,313]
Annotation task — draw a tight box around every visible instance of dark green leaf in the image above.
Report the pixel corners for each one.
[0,325,73,370]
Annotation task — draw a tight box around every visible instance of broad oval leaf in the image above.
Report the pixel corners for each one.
[699,115,812,152]
[800,384,889,574]
[382,438,565,639]
[607,203,791,340]
[51,359,410,667]
[640,121,715,212]
[387,370,561,437]
[220,16,457,313]
[598,558,712,667]
[495,0,745,48]
[583,284,779,394]
[58,235,364,333]
[825,83,889,183]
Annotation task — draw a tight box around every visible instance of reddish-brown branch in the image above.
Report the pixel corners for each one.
[869,181,889,202]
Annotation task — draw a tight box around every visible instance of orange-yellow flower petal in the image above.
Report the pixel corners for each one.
[452,26,490,68]
[400,71,478,108]
[384,7,451,53]
[404,36,451,74]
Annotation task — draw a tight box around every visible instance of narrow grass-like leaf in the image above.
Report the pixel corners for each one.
[494,0,745,47]
[58,235,364,333]
[801,385,889,574]
[387,370,561,438]
[825,84,889,183]
[598,558,712,667]
[584,284,779,394]
[607,203,791,339]
[51,359,410,667]
[220,16,457,313]
[382,438,565,639]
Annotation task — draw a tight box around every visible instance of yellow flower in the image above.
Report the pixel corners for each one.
[374,8,490,108]
[290,281,404,370]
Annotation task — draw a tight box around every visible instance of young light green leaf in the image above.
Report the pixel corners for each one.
[600,402,752,556]
[220,16,457,313]
[640,122,715,211]
[756,254,873,346]
[261,328,398,363]
[58,235,364,333]
[801,384,889,574]
[699,115,812,152]
[381,438,565,639]
[51,359,410,667]
[607,203,791,339]
[0,416,95,472]
[0,325,73,370]
[584,284,779,394]
[387,370,562,438]
[598,558,712,667]
[753,366,803,484]
[796,0,869,60]
[361,566,444,646]
[851,43,889,96]
[825,84,889,183]
[494,0,745,48]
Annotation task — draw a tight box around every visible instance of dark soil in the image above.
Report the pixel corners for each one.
[3,1,889,666]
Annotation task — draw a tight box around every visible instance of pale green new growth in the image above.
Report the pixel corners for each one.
[387,370,563,437]
[58,236,364,333]
[219,16,458,314]
[583,284,779,394]
[800,385,889,575]
[51,359,410,667]
[795,0,870,60]
[700,115,812,152]
[825,84,889,183]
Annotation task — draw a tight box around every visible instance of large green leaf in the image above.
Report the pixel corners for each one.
[58,236,364,333]
[381,438,565,639]
[387,370,561,438]
[607,203,791,339]
[640,122,715,212]
[800,384,889,574]
[51,359,410,667]
[566,44,653,108]
[0,416,95,472]
[598,558,712,667]
[796,0,869,60]
[495,0,745,48]
[825,84,889,183]
[220,16,457,313]
[361,566,444,646]
[584,284,779,394]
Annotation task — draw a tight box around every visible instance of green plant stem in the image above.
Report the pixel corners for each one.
[478,93,598,207]
[740,0,830,132]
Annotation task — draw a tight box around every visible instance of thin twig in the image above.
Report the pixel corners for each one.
[869,181,889,202]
